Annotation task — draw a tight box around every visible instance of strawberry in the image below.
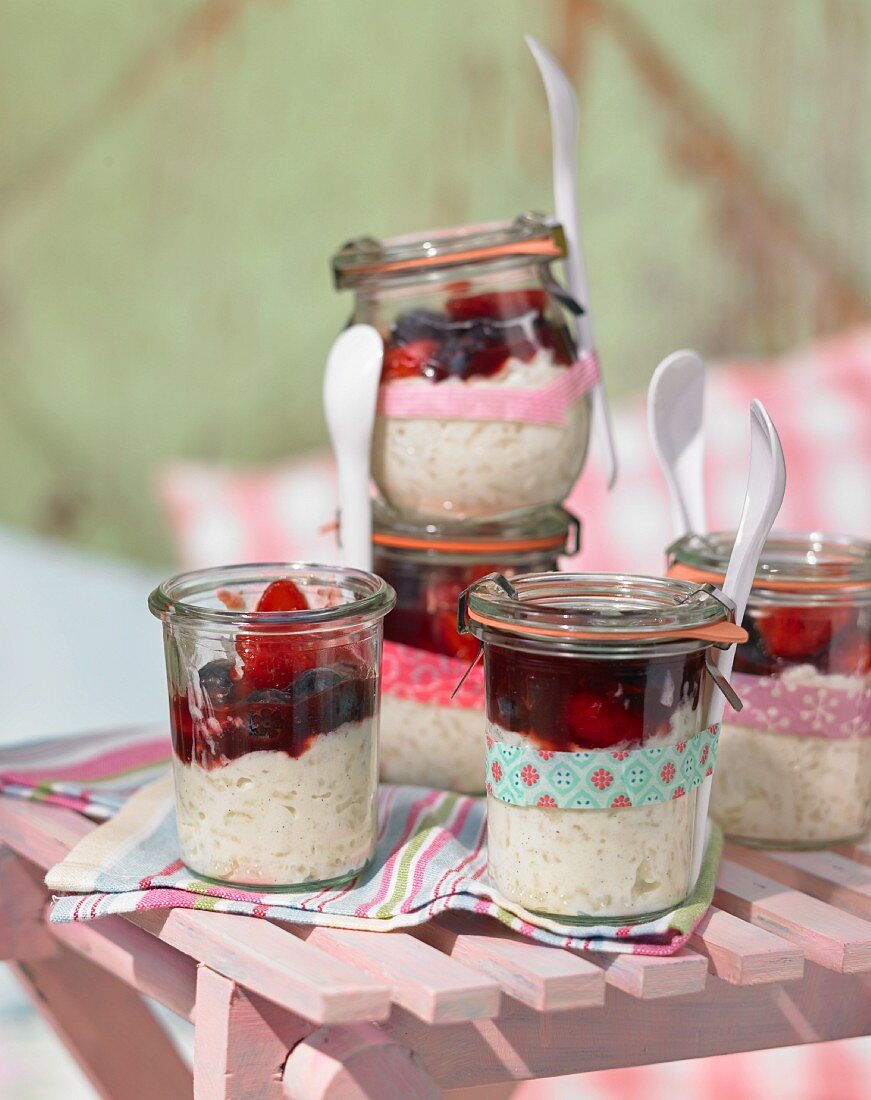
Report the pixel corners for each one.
[445,289,547,321]
[562,689,643,750]
[381,339,438,383]
[435,610,480,662]
[237,579,312,689]
[756,607,847,662]
[255,579,308,612]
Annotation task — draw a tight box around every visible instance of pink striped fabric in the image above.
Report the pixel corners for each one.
[2,726,720,954]
[376,350,600,426]
[156,328,871,576]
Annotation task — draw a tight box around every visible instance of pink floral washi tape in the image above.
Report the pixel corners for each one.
[728,670,870,740]
[381,640,485,709]
[377,349,600,427]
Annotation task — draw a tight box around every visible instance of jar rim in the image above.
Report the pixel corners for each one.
[463,572,738,646]
[148,562,395,629]
[333,212,566,288]
[372,503,579,557]
[669,531,871,595]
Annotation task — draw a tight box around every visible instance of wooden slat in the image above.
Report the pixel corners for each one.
[416,915,604,1012]
[283,1022,441,1100]
[836,835,871,869]
[595,948,708,999]
[298,926,501,1024]
[690,905,804,985]
[13,943,191,1100]
[727,843,871,922]
[714,859,871,973]
[130,907,391,1026]
[0,797,92,869]
[0,846,57,961]
[50,914,198,1021]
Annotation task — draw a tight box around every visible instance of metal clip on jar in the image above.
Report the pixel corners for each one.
[333,213,597,523]
[149,564,395,889]
[459,572,746,923]
[669,531,871,849]
[375,505,579,793]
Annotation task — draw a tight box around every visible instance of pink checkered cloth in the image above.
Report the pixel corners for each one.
[1,727,721,955]
[157,328,871,572]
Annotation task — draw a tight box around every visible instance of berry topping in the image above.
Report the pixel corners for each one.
[198,659,238,707]
[256,579,308,613]
[563,689,644,750]
[445,289,547,321]
[244,689,294,740]
[392,309,451,344]
[236,579,311,690]
[757,609,836,662]
[381,339,439,383]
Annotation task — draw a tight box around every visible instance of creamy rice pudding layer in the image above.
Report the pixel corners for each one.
[380,694,484,793]
[173,718,376,886]
[712,727,870,844]
[485,703,703,919]
[372,354,591,520]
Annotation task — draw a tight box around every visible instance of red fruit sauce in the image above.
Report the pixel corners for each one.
[172,579,375,766]
[485,645,707,752]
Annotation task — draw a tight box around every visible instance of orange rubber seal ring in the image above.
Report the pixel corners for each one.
[466,607,748,646]
[668,561,868,593]
[372,532,568,554]
[348,239,563,277]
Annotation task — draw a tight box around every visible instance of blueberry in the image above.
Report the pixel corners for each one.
[292,666,346,700]
[198,659,237,707]
[496,695,521,724]
[392,309,450,344]
[244,689,294,739]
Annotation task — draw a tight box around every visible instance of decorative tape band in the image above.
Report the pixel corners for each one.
[382,640,485,709]
[485,723,720,810]
[377,349,600,427]
[727,671,870,740]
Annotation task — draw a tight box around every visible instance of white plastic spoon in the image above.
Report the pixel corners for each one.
[526,34,618,490]
[323,324,383,572]
[647,349,707,539]
[690,398,786,885]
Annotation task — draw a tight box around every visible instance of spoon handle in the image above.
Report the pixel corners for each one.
[690,399,785,887]
[526,35,619,490]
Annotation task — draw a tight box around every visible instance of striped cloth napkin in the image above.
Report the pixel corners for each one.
[1,728,721,955]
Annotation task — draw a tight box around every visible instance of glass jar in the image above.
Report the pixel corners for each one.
[148,564,395,889]
[375,504,579,793]
[460,573,744,923]
[669,532,871,848]
[333,213,596,523]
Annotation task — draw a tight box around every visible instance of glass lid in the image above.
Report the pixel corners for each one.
[333,212,566,288]
[372,502,579,556]
[462,572,744,647]
[669,531,871,595]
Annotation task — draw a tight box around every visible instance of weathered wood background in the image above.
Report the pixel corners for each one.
[0,0,868,561]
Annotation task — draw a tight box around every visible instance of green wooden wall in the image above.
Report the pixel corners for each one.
[1,0,868,562]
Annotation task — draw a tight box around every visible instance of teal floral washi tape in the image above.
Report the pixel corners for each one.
[485,723,720,810]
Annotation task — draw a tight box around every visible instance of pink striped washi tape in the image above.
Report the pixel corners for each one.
[377,349,600,427]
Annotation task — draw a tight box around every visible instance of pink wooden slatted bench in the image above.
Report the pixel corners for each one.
[1,795,869,1099]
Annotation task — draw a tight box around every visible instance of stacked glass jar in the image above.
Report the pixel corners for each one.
[669,532,871,848]
[333,213,600,794]
[373,502,579,792]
